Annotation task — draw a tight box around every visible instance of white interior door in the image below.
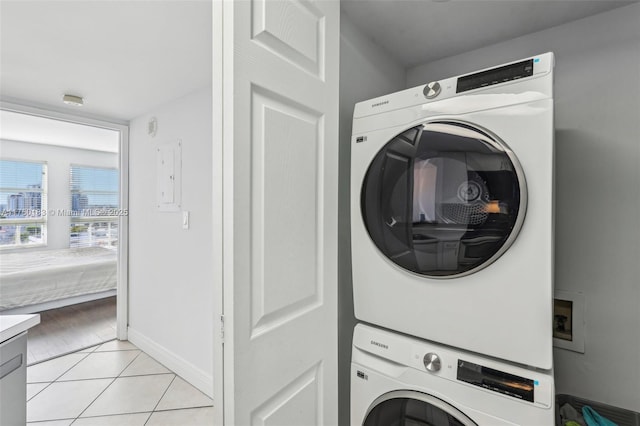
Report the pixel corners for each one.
[216,0,339,424]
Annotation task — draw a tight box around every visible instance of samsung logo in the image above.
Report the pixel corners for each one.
[370,340,388,350]
[371,100,389,108]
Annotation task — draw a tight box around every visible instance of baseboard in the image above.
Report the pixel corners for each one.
[127,326,213,399]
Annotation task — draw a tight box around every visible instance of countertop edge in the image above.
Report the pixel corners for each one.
[0,314,41,343]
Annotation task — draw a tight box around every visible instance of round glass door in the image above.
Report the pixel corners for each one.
[361,121,525,278]
[363,391,477,426]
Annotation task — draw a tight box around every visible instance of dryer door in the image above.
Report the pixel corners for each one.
[363,390,477,426]
[361,121,526,278]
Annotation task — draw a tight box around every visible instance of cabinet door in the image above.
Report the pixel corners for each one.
[0,332,27,426]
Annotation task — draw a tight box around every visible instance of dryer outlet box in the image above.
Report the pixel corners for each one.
[553,291,585,353]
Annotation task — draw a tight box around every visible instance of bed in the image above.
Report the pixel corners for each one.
[0,247,117,312]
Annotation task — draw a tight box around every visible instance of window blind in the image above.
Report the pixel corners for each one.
[69,165,119,249]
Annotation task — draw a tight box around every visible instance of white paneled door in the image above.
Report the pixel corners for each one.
[215,0,339,424]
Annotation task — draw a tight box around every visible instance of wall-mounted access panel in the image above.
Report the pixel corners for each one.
[157,139,182,212]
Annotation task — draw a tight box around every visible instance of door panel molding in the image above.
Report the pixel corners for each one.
[251,0,325,79]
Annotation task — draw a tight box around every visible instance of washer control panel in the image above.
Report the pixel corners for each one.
[423,81,441,99]
[352,323,553,408]
[457,359,535,403]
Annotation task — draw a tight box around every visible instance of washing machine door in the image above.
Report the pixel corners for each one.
[361,121,526,278]
[363,390,477,426]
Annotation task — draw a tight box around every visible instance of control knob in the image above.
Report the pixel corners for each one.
[423,81,441,99]
[423,352,441,372]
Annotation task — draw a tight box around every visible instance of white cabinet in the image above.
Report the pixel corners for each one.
[0,314,40,425]
[0,332,28,425]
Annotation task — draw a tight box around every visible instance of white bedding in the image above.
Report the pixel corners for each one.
[0,247,117,311]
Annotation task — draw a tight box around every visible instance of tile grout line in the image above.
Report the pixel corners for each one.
[55,371,176,383]
[29,342,205,424]
[144,374,178,425]
[68,410,153,424]
[26,349,94,406]
[58,406,215,426]
[55,348,142,383]
[71,346,144,423]
[27,417,76,425]
[26,382,51,404]
[27,338,111,367]
[68,377,117,425]
[154,404,215,413]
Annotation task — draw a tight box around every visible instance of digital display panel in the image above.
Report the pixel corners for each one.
[457,359,534,402]
[456,59,534,93]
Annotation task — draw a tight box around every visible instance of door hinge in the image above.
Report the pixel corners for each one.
[220,314,225,343]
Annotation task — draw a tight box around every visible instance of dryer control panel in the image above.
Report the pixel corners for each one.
[352,52,554,121]
[456,59,534,93]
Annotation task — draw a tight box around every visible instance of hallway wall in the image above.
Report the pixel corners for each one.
[128,88,214,397]
[338,14,406,424]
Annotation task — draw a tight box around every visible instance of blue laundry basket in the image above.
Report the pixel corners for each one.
[556,394,640,426]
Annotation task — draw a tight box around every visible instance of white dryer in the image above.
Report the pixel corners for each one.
[351,324,555,425]
[351,53,555,369]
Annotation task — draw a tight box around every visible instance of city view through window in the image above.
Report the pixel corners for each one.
[69,166,119,249]
[0,160,120,249]
[0,160,47,247]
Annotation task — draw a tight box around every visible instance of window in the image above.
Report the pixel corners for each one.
[0,159,47,248]
[69,165,119,249]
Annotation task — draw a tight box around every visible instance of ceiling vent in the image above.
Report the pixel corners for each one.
[62,94,84,106]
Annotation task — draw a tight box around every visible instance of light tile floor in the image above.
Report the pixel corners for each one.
[26,340,214,425]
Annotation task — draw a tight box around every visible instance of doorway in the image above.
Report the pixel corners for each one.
[0,103,129,364]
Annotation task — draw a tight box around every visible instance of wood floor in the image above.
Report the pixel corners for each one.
[27,296,116,365]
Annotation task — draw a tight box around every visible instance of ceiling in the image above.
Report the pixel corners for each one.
[0,110,119,152]
[341,0,637,67]
[0,0,212,122]
[0,0,636,123]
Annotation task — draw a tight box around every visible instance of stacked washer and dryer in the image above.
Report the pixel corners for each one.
[350,53,556,425]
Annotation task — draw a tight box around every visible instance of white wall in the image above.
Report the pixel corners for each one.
[128,88,214,396]
[0,139,118,251]
[338,15,406,424]
[407,4,640,412]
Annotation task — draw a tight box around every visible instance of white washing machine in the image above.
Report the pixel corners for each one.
[351,53,555,370]
[351,323,555,425]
